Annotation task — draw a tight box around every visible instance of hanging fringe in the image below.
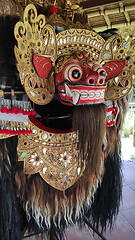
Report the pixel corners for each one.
[0,137,25,240]
[86,146,123,232]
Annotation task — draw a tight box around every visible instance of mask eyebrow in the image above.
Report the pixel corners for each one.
[55,56,80,73]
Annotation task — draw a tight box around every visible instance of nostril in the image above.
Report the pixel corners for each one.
[88,78,95,85]
[99,79,104,84]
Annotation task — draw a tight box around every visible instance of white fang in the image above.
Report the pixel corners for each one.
[65,84,72,97]
[72,91,80,105]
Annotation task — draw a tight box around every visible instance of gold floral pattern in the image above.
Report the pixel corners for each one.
[59,151,72,167]
[17,116,85,191]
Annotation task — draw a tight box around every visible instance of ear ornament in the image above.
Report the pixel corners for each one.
[14,4,56,105]
[100,29,135,100]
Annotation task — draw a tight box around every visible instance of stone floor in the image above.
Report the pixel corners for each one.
[65,161,135,240]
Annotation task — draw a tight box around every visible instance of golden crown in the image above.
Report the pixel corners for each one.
[56,29,105,58]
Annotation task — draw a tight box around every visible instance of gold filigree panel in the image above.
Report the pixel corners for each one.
[14,4,56,105]
[100,29,135,100]
[17,117,85,191]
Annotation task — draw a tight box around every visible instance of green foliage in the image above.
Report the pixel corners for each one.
[122,106,134,137]
[130,125,134,134]
[123,127,129,137]
[133,132,135,147]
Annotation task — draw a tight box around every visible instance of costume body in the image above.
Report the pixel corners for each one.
[0,2,133,239]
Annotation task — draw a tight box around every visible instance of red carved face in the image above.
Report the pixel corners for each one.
[55,52,107,106]
[33,51,125,106]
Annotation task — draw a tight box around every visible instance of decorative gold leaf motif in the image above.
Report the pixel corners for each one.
[17,117,85,191]
[14,4,56,105]
[100,29,135,100]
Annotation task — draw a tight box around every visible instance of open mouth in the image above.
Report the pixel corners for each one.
[34,98,73,131]
[34,81,107,130]
[58,82,106,106]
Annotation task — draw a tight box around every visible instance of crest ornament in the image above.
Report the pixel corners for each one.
[100,29,135,100]
[14,4,56,105]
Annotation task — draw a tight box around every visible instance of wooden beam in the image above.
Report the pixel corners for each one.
[80,0,120,9]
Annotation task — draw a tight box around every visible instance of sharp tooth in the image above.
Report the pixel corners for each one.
[89,92,95,98]
[61,89,66,96]
[101,91,104,97]
[72,91,80,105]
[81,92,88,98]
[96,91,101,98]
[65,84,72,97]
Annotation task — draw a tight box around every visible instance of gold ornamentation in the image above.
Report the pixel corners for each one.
[46,12,90,30]
[14,4,56,105]
[11,89,15,96]
[0,90,4,96]
[0,133,14,139]
[17,116,85,191]
[64,0,83,22]
[15,4,134,107]
[56,29,105,58]
[14,4,103,105]
[100,29,135,100]
[16,0,88,29]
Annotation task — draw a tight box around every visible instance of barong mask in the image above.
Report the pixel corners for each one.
[14,4,128,107]
[0,3,134,239]
[8,4,126,190]
[0,4,132,190]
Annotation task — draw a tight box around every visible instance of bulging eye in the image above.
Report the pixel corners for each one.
[63,63,83,82]
[97,69,106,78]
[97,68,106,85]
[69,67,82,81]
[99,70,106,77]
[71,69,81,79]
